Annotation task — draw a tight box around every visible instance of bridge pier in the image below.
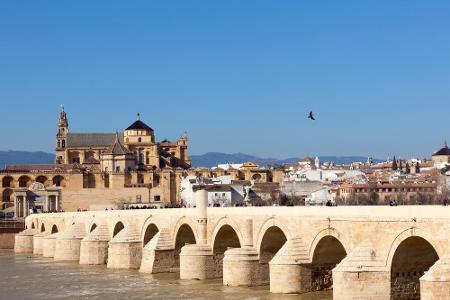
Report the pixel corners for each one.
[223,247,261,286]
[140,228,175,273]
[14,228,37,253]
[269,238,312,294]
[79,224,110,265]
[54,223,86,261]
[180,189,216,279]
[180,244,215,279]
[333,244,390,300]
[107,225,142,269]
[33,232,49,255]
[420,255,450,300]
[223,219,265,286]
[42,232,60,258]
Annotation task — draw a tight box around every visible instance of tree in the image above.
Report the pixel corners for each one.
[405,163,411,174]
[392,156,398,171]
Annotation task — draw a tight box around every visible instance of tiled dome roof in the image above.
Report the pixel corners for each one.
[433,142,450,156]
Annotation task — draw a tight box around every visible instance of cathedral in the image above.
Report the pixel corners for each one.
[55,107,190,170]
[0,107,192,216]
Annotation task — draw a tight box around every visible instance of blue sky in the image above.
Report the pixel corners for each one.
[0,1,449,159]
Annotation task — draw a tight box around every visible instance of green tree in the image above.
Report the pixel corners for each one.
[392,156,398,171]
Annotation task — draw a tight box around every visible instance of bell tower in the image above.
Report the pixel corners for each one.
[55,105,69,164]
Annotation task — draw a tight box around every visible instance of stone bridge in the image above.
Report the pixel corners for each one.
[13,190,450,299]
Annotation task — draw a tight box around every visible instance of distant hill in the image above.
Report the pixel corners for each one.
[190,152,382,168]
[0,150,54,168]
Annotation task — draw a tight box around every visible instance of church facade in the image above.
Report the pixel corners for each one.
[1,108,192,216]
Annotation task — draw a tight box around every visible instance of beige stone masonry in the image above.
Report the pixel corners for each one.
[33,232,49,255]
[420,253,450,300]
[42,232,61,258]
[107,225,142,269]
[79,224,110,265]
[269,238,311,293]
[14,228,37,253]
[333,242,389,300]
[140,229,175,273]
[54,223,86,261]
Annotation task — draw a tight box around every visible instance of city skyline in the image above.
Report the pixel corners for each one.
[1,1,449,158]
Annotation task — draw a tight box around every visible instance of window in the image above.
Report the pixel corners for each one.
[136,195,142,203]
[138,137,142,143]
[154,195,161,202]
[62,140,65,148]
[115,166,120,173]
[222,193,225,196]
[139,153,144,164]
[57,141,60,148]
[72,157,80,164]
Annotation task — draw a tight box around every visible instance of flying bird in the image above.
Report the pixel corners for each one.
[308,111,316,121]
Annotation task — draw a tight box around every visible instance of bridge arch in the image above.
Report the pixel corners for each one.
[174,223,196,268]
[307,228,348,292]
[112,221,125,238]
[210,217,244,247]
[385,227,444,267]
[51,224,58,234]
[309,227,349,261]
[255,217,291,253]
[140,217,162,246]
[90,223,97,232]
[211,219,242,278]
[386,228,441,300]
[171,217,198,247]
[142,223,159,247]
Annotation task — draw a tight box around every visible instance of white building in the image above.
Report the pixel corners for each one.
[180,175,243,207]
[305,187,334,206]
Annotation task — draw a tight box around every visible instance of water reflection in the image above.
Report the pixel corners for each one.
[0,251,331,300]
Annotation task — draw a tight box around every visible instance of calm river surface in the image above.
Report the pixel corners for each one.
[0,251,331,300]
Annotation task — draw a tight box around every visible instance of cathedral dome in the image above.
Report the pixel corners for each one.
[432,141,450,156]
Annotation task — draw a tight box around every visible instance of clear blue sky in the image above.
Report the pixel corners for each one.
[1,1,449,159]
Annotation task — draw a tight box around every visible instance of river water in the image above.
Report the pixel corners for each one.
[0,251,331,300]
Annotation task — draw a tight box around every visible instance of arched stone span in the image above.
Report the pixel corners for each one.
[51,224,58,234]
[212,224,241,278]
[311,235,347,291]
[210,217,244,248]
[255,217,291,252]
[112,221,125,238]
[385,227,444,268]
[258,225,288,284]
[259,226,287,264]
[390,236,439,300]
[142,223,159,247]
[40,223,46,233]
[140,217,162,243]
[171,217,198,248]
[174,223,196,267]
[308,227,349,262]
